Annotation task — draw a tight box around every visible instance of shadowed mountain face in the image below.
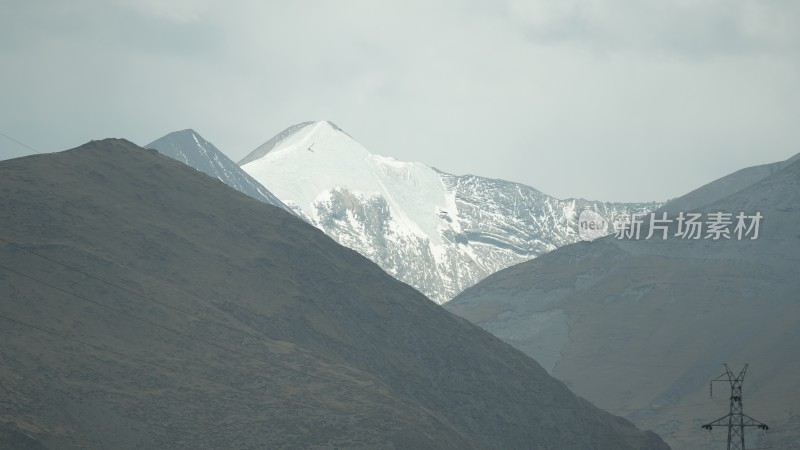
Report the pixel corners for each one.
[145,129,291,213]
[0,140,668,449]
[447,157,800,449]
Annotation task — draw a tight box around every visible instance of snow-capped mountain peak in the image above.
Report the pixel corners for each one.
[240,121,660,303]
[241,121,454,240]
[237,121,356,166]
[265,121,368,162]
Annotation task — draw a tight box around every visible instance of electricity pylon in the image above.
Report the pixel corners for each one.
[701,364,768,450]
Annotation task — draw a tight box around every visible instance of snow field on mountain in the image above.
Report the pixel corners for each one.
[240,121,660,303]
[243,121,457,244]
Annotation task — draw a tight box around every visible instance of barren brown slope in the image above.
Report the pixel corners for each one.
[0,139,668,449]
[448,158,800,449]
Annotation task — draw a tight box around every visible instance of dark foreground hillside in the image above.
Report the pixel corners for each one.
[0,139,668,449]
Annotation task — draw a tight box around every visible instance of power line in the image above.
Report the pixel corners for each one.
[0,131,42,154]
[562,353,713,369]
[701,364,770,450]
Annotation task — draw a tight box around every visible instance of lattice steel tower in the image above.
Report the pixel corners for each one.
[701,364,769,450]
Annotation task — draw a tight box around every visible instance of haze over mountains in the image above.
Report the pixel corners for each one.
[446,152,800,449]
[0,140,669,449]
[166,120,654,304]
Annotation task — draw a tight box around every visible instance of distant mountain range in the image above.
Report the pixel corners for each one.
[226,120,660,303]
[0,139,669,449]
[446,152,800,449]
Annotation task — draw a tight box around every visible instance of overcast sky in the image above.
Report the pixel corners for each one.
[1,0,798,202]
